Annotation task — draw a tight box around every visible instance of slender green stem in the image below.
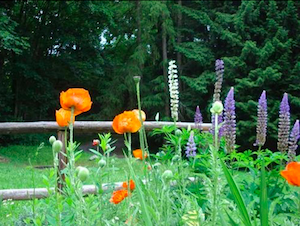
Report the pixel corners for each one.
[70,107,74,144]
[214,114,219,150]
[135,80,150,183]
[68,106,88,224]
[212,113,219,225]
[298,188,300,214]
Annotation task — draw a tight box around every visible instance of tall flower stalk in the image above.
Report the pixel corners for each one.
[213,59,224,102]
[254,90,268,149]
[58,88,92,224]
[224,87,236,153]
[278,93,290,153]
[209,101,223,225]
[211,59,224,137]
[288,120,300,162]
[134,75,150,183]
[194,106,203,130]
[168,60,179,122]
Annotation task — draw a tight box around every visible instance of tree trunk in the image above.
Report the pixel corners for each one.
[176,0,182,75]
[136,0,141,45]
[136,0,144,74]
[177,0,183,119]
[162,13,170,117]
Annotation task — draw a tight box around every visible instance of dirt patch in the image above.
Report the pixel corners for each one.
[0,156,9,163]
[34,165,53,169]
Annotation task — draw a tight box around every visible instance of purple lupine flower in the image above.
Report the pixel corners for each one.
[213,59,224,102]
[224,87,236,153]
[211,59,224,138]
[186,131,197,157]
[288,120,299,161]
[194,106,203,130]
[278,93,290,153]
[254,91,268,147]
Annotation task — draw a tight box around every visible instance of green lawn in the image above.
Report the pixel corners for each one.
[0,144,147,225]
[0,144,145,189]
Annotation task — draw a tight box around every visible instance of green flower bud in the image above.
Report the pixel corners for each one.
[162,170,173,181]
[153,162,161,169]
[183,162,189,168]
[52,140,63,153]
[172,155,180,162]
[175,129,182,136]
[78,167,89,182]
[49,136,56,145]
[75,166,83,175]
[156,151,165,157]
[98,159,106,168]
[210,101,223,115]
[133,76,141,84]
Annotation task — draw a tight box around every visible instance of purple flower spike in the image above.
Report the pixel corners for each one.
[254,91,268,147]
[288,120,299,161]
[278,93,290,153]
[186,131,197,158]
[194,106,203,130]
[224,87,236,153]
[213,59,224,102]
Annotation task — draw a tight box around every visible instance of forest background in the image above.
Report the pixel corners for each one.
[0,0,299,151]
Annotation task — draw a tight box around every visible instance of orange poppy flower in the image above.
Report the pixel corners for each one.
[55,108,75,127]
[122,179,135,191]
[60,88,92,114]
[109,189,129,204]
[281,162,300,186]
[133,149,148,160]
[132,109,146,121]
[112,111,141,134]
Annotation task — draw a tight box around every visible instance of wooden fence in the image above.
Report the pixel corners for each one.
[0,121,211,200]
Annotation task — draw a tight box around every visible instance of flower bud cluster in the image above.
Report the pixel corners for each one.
[168,60,179,121]
[278,93,290,153]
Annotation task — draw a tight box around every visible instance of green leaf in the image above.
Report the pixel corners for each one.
[125,157,153,226]
[226,210,239,226]
[260,159,268,226]
[220,159,252,226]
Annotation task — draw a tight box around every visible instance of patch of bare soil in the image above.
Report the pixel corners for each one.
[0,156,9,163]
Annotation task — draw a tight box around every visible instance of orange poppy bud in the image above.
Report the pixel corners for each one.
[60,88,92,114]
[132,109,146,121]
[122,179,135,191]
[109,189,128,204]
[281,162,300,186]
[112,111,141,134]
[133,149,148,160]
[55,108,75,127]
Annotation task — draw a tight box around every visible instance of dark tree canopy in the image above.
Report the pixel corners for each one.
[0,0,299,150]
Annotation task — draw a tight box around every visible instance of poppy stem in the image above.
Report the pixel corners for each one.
[135,78,149,182]
[124,133,132,158]
[70,107,74,144]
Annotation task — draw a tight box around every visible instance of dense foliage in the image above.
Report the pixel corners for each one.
[0,0,300,149]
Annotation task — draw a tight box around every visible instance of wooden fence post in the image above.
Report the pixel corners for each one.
[57,130,68,191]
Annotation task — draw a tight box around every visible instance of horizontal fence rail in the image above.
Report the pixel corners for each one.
[0,121,211,134]
[0,183,123,201]
[0,178,195,200]
[0,121,210,200]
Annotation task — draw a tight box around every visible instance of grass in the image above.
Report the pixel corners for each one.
[0,144,145,189]
[0,144,147,225]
